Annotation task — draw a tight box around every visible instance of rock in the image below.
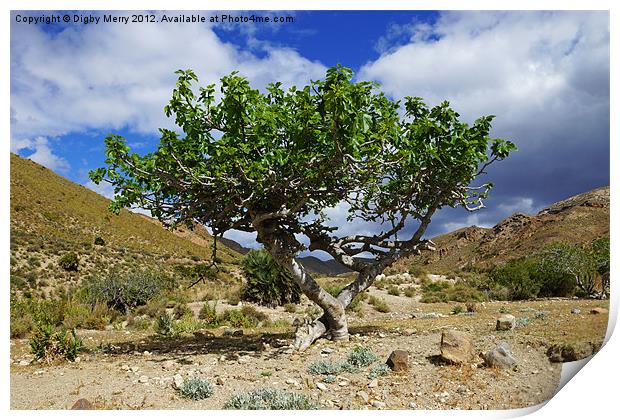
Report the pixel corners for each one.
[356,390,370,403]
[402,328,416,336]
[590,307,609,315]
[162,360,175,370]
[409,402,418,409]
[316,382,327,391]
[372,400,386,409]
[143,351,151,356]
[130,366,139,372]
[440,330,475,364]
[194,329,215,339]
[216,377,225,386]
[456,385,467,394]
[138,375,149,383]
[172,374,184,389]
[338,381,349,387]
[571,308,581,315]
[18,360,30,366]
[547,343,595,362]
[386,350,409,371]
[285,379,299,386]
[321,347,334,354]
[71,398,93,410]
[483,342,518,369]
[368,378,378,388]
[496,314,516,331]
[223,328,244,337]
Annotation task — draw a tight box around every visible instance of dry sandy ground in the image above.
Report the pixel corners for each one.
[10,292,608,410]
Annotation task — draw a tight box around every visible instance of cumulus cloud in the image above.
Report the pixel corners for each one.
[10,11,326,142]
[11,136,70,173]
[359,11,609,236]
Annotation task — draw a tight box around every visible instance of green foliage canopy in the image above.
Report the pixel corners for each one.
[90,65,515,272]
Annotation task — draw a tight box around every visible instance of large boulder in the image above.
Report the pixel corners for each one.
[483,342,518,369]
[496,314,516,331]
[386,350,410,371]
[590,307,609,315]
[440,330,475,364]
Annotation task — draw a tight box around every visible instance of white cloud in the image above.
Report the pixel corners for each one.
[497,197,536,217]
[359,11,609,142]
[441,214,493,233]
[11,136,70,173]
[10,11,326,142]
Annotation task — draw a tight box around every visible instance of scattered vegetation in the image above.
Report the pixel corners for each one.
[29,324,84,363]
[368,363,391,379]
[346,346,378,368]
[368,295,391,313]
[224,388,318,410]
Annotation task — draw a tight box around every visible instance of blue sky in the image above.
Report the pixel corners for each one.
[10,10,610,255]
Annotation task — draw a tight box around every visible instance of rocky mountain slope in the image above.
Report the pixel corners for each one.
[395,186,609,273]
[10,154,240,296]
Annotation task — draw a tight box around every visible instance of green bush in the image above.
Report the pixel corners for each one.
[30,323,84,363]
[219,307,267,328]
[241,250,301,307]
[420,281,483,303]
[490,258,542,300]
[85,268,173,313]
[387,285,400,296]
[368,295,391,313]
[368,363,391,379]
[173,303,193,319]
[308,360,347,375]
[155,313,175,338]
[346,346,378,368]
[179,378,214,400]
[58,252,79,271]
[224,388,318,410]
[199,301,219,325]
[451,304,465,315]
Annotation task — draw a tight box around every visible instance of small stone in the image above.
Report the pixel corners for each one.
[338,381,349,387]
[571,308,581,315]
[496,314,516,331]
[440,330,475,364]
[356,390,370,403]
[372,400,386,408]
[321,347,334,354]
[216,377,225,386]
[143,351,151,356]
[483,342,518,369]
[456,385,467,394]
[172,374,184,389]
[286,379,299,386]
[18,360,30,366]
[386,350,409,371]
[403,328,416,336]
[368,378,378,388]
[162,360,175,370]
[130,366,139,372]
[71,398,93,410]
[316,382,327,391]
[590,307,608,315]
[409,402,418,409]
[138,375,149,383]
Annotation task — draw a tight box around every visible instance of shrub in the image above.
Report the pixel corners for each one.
[387,285,400,296]
[368,363,391,379]
[85,269,172,313]
[368,295,391,313]
[347,346,378,368]
[30,324,84,363]
[179,378,214,400]
[224,388,318,410]
[219,308,264,328]
[308,360,345,375]
[404,287,417,298]
[94,236,106,246]
[490,258,543,300]
[59,252,79,272]
[172,314,204,335]
[134,298,167,318]
[420,281,483,303]
[283,303,297,313]
[173,303,193,319]
[241,250,301,306]
[451,304,465,315]
[199,301,219,326]
[155,313,175,338]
